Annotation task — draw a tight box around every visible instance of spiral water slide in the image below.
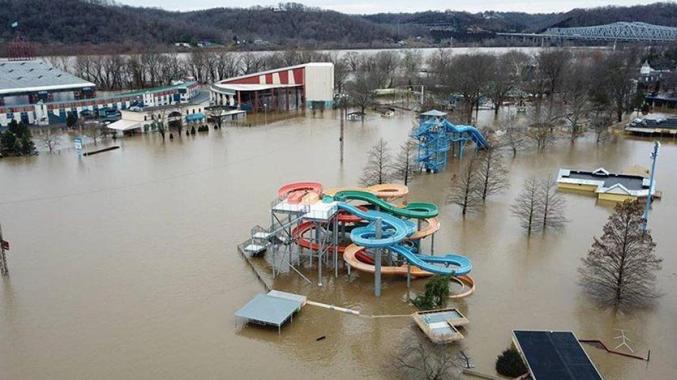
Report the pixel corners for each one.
[336,202,472,276]
[332,190,439,219]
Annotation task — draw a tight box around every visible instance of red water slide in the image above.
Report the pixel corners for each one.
[277,182,323,204]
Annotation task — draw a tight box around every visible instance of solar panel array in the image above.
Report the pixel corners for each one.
[513,330,602,380]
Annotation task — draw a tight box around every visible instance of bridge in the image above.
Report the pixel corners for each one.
[498,22,677,43]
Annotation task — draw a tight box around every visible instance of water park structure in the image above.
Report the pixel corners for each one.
[412,110,488,172]
[238,182,474,298]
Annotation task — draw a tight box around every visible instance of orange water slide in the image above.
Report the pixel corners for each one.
[409,218,441,240]
[323,183,409,201]
[367,184,408,200]
[343,244,433,278]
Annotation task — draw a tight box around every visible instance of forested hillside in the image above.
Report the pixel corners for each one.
[0,0,675,54]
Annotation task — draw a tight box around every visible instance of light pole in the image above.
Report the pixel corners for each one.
[642,141,660,233]
[264,103,268,125]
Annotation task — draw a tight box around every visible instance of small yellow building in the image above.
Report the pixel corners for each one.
[556,167,654,202]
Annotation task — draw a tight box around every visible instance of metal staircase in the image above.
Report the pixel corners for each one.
[239,198,309,256]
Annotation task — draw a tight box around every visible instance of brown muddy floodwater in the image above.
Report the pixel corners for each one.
[1,110,676,379]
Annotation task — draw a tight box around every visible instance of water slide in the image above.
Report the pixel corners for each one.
[335,202,472,276]
[332,190,439,219]
[278,182,323,204]
[441,119,488,149]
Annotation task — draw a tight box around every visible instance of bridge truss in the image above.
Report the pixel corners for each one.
[544,22,677,42]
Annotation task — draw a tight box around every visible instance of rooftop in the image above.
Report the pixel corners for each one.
[213,83,301,92]
[565,170,646,191]
[0,60,95,95]
[513,330,602,380]
[235,290,306,329]
[420,109,448,117]
[218,62,332,85]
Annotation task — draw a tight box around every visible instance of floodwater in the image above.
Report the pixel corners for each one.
[1,110,675,379]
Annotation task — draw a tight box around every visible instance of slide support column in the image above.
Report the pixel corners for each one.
[374,218,382,297]
[333,216,338,278]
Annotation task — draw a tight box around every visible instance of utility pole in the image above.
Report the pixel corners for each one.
[339,97,345,163]
[340,108,344,163]
[642,141,660,233]
[0,223,9,276]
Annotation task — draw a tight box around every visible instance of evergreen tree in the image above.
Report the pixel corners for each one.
[412,276,450,310]
[495,347,528,378]
[0,120,37,157]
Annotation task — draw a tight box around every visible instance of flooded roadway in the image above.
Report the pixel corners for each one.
[1,110,676,379]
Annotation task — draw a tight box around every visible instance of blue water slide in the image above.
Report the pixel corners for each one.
[441,120,488,149]
[336,202,416,247]
[389,244,472,276]
[335,202,472,276]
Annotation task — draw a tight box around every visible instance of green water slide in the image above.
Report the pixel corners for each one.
[331,190,438,219]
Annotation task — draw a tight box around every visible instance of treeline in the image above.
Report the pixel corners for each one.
[338,46,669,151]
[49,50,339,90]
[366,3,677,34]
[425,48,644,127]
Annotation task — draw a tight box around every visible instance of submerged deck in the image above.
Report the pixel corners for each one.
[413,308,469,344]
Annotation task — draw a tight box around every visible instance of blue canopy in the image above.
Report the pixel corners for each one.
[185,112,205,122]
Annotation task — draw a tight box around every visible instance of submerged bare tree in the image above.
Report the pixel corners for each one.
[589,110,612,144]
[392,138,419,186]
[447,156,483,216]
[526,108,560,153]
[562,62,592,143]
[39,126,61,154]
[393,336,460,380]
[360,138,393,186]
[538,176,568,231]
[511,176,567,234]
[499,112,527,157]
[579,201,662,311]
[537,49,572,111]
[476,147,509,202]
[511,177,541,235]
[346,68,379,120]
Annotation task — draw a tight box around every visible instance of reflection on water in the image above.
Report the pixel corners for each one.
[1,109,675,379]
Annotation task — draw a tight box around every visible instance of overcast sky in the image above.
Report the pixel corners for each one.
[117,0,658,14]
